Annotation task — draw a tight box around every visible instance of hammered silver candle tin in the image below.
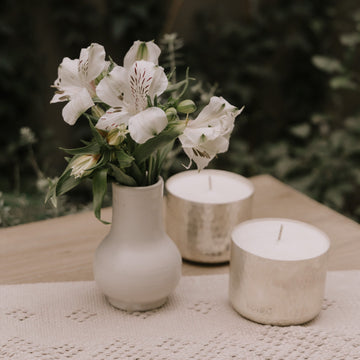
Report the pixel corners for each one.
[165,170,254,263]
[229,219,330,326]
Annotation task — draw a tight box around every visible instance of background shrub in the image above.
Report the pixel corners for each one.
[1,0,359,226]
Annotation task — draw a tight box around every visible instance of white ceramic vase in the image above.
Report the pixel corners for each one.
[93,178,182,311]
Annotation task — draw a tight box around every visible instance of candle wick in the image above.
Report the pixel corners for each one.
[277,224,283,241]
[208,176,212,191]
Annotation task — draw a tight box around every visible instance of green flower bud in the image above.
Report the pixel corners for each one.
[177,100,197,114]
[70,154,99,179]
[106,124,128,146]
[165,107,178,121]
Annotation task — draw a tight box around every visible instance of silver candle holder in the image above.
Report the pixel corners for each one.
[229,218,330,326]
[165,170,254,263]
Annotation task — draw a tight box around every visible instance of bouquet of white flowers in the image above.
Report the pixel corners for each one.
[47,41,243,221]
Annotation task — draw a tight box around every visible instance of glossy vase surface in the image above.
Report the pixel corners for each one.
[94,178,182,311]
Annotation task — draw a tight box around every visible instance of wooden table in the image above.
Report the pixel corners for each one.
[0,175,359,284]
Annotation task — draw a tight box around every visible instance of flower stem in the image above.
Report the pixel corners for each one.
[148,156,153,185]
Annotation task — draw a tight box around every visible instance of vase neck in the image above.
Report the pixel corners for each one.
[109,178,165,243]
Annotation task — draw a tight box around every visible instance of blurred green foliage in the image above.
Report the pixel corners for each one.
[184,0,360,221]
[0,0,359,226]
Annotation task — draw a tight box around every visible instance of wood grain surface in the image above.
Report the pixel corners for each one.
[0,175,359,284]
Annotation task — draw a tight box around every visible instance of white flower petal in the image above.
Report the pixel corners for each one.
[129,107,167,144]
[127,60,156,113]
[148,66,168,98]
[61,88,94,125]
[78,43,106,82]
[182,147,212,171]
[50,91,71,103]
[96,66,129,107]
[193,96,240,128]
[180,134,229,171]
[202,136,230,154]
[180,127,221,146]
[124,40,161,69]
[95,107,130,131]
[51,84,86,103]
[56,58,82,89]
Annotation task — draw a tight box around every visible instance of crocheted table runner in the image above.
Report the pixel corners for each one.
[1,271,360,360]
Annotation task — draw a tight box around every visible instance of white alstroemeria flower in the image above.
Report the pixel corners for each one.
[180,96,243,170]
[123,40,161,69]
[95,60,168,143]
[50,43,107,125]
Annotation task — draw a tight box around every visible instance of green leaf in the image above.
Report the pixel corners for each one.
[274,157,298,178]
[134,122,185,164]
[83,112,98,126]
[156,140,175,174]
[290,123,311,139]
[96,151,111,169]
[44,178,58,207]
[60,141,100,156]
[55,169,81,197]
[340,33,360,47]
[164,68,195,97]
[92,168,109,224]
[109,164,137,186]
[345,117,360,134]
[329,129,343,144]
[115,149,134,168]
[165,79,188,93]
[312,56,344,73]
[353,9,360,22]
[129,162,145,185]
[329,76,357,90]
[324,188,344,209]
[84,114,107,145]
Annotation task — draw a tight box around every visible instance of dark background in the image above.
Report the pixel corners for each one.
[1,0,360,226]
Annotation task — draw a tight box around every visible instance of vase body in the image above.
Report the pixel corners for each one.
[93,178,182,311]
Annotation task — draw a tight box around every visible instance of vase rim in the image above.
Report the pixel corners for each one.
[112,177,163,191]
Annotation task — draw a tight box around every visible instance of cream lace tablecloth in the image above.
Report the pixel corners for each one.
[1,271,360,360]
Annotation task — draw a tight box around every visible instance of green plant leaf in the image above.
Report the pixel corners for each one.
[84,113,107,145]
[129,162,145,185]
[115,149,134,168]
[312,56,344,73]
[165,79,188,94]
[55,169,81,197]
[274,157,298,178]
[95,151,111,168]
[329,76,357,90]
[60,141,100,155]
[290,123,311,139]
[92,168,109,224]
[156,140,175,174]
[324,188,344,209]
[134,122,185,164]
[83,112,98,126]
[340,33,360,47]
[44,178,58,207]
[109,164,137,186]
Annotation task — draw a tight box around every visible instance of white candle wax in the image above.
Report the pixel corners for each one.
[230,218,330,325]
[232,218,330,261]
[166,169,254,204]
